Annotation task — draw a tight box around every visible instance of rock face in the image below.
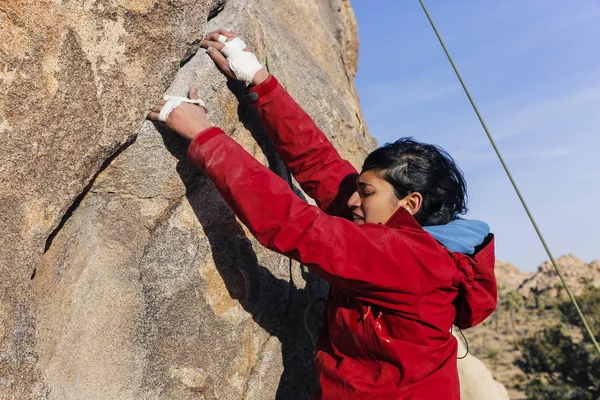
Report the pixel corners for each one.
[1,0,373,398]
[518,254,600,297]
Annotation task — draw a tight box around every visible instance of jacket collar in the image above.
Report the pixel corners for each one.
[384,207,424,231]
[384,208,495,260]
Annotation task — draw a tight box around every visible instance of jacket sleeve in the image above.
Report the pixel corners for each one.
[248,75,359,217]
[452,236,498,329]
[188,128,450,310]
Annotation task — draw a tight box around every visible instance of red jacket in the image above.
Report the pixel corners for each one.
[187,76,497,399]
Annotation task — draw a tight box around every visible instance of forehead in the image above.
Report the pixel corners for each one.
[357,170,387,186]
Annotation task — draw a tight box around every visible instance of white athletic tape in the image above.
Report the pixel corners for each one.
[217,35,228,44]
[221,37,247,57]
[221,37,263,83]
[158,95,206,123]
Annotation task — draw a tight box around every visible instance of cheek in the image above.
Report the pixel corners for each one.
[391,198,403,212]
[362,197,384,218]
[360,197,373,212]
[360,190,402,223]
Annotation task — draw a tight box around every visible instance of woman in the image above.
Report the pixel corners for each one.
[149,30,496,400]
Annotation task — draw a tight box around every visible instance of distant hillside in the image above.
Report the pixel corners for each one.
[494,261,533,294]
[518,255,600,297]
[466,256,600,400]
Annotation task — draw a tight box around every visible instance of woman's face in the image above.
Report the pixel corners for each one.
[347,170,421,226]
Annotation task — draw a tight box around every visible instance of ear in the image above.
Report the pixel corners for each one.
[404,192,423,215]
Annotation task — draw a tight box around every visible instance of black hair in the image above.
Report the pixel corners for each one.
[361,137,467,226]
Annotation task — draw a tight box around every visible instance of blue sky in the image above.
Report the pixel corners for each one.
[353,0,600,271]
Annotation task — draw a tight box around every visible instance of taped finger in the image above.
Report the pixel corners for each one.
[221,38,262,83]
[204,32,229,44]
[148,111,161,121]
[221,37,247,57]
[158,99,178,122]
[200,40,225,51]
[217,35,228,44]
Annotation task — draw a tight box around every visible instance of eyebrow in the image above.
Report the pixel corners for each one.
[357,181,375,188]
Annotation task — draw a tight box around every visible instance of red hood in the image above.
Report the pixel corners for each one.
[451,235,497,329]
[385,208,498,329]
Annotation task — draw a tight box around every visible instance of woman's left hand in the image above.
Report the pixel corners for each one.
[201,29,269,86]
[148,86,213,141]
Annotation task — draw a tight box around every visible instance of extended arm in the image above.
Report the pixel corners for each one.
[186,128,450,311]
[201,31,359,217]
[247,76,359,216]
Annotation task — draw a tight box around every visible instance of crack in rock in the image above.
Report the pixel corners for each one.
[242,334,276,397]
[208,0,227,21]
[179,0,228,68]
[42,136,138,256]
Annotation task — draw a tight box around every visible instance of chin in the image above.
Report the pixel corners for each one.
[353,219,365,226]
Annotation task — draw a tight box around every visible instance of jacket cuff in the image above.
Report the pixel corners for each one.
[187,127,226,164]
[247,75,279,104]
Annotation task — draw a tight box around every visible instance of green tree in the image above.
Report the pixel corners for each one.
[558,286,600,341]
[516,287,600,399]
[503,290,525,333]
[530,286,542,309]
[580,277,595,291]
[554,282,564,301]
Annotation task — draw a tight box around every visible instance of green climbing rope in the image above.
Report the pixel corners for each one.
[418,0,600,357]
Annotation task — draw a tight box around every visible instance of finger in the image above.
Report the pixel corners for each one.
[148,111,161,121]
[206,47,235,78]
[152,100,167,113]
[204,30,223,39]
[215,29,237,39]
[200,40,225,51]
[189,85,199,100]
[203,33,224,43]
[204,32,234,43]
[187,86,209,113]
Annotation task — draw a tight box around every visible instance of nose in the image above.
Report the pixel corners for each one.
[347,191,361,209]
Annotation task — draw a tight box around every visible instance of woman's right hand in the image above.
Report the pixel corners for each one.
[200,29,269,86]
[148,86,212,141]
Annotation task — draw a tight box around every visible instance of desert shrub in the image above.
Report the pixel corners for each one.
[516,287,600,400]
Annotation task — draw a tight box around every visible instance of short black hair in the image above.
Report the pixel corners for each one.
[361,137,467,226]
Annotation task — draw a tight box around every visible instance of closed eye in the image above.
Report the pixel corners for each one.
[357,181,375,197]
